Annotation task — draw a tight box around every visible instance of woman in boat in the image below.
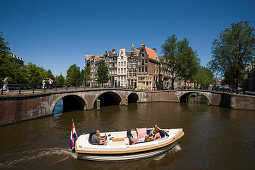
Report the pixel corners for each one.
[150,125,161,140]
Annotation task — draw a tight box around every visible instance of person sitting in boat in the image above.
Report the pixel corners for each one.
[150,125,161,140]
[91,130,107,145]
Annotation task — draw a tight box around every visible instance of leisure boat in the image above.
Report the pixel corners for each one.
[74,128,184,161]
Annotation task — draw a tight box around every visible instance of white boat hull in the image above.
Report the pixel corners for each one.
[77,141,178,161]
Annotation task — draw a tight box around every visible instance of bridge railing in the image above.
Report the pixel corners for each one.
[1,83,255,96]
[0,83,139,95]
[0,83,86,95]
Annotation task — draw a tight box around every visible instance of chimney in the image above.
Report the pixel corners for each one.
[140,44,145,49]
[153,48,156,53]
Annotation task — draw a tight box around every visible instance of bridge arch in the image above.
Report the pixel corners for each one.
[127,93,139,103]
[179,91,211,104]
[50,94,87,114]
[93,91,123,108]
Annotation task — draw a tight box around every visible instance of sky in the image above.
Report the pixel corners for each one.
[0,0,254,76]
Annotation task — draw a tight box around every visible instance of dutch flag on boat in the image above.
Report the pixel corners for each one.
[70,121,77,152]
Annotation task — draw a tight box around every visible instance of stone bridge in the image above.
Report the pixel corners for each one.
[175,90,222,105]
[0,88,254,126]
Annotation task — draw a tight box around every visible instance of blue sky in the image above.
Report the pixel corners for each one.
[0,0,254,76]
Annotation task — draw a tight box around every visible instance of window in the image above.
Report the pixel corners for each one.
[142,67,144,72]
[121,68,123,73]
[124,68,126,73]
[121,62,123,66]
[145,66,147,72]
[138,67,141,73]
[145,59,148,63]
[142,60,144,65]
[118,62,120,67]
[124,61,126,66]
[118,68,120,73]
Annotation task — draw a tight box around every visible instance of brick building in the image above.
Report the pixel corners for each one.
[85,44,187,90]
[9,53,24,65]
[102,49,118,87]
[85,55,100,87]
[129,44,160,90]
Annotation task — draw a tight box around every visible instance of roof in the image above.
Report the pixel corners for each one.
[86,55,100,61]
[134,48,140,56]
[86,55,93,60]
[145,47,159,61]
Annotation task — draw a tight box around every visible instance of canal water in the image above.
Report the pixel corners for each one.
[0,97,254,170]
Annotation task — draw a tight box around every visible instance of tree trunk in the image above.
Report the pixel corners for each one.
[171,78,175,90]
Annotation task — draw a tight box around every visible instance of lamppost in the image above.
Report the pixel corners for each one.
[235,79,237,93]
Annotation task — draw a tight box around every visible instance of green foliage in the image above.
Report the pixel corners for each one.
[25,62,48,84]
[80,69,85,85]
[46,69,54,81]
[161,35,200,88]
[0,56,26,83]
[0,32,10,54]
[209,21,255,88]
[193,67,214,87]
[96,60,109,86]
[55,73,65,86]
[177,39,200,83]
[65,64,82,86]
[84,66,91,86]
[0,32,55,85]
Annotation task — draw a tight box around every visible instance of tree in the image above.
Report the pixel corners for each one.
[193,67,214,88]
[26,62,48,84]
[65,64,81,86]
[177,40,200,84]
[161,35,200,89]
[84,66,91,86]
[46,69,54,81]
[96,60,109,87]
[80,69,85,85]
[209,21,255,88]
[55,73,65,86]
[0,32,10,54]
[0,31,56,85]
[0,32,29,84]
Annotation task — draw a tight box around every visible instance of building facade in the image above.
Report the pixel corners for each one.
[103,49,118,87]
[85,55,100,87]
[132,44,160,90]
[85,44,187,90]
[117,47,128,87]
[127,44,137,89]
[9,53,24,65]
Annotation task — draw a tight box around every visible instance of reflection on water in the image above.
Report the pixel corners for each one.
[0,102,254,170]
[187,94,209,105]
[53,99,63,119]
[153,144,182,161]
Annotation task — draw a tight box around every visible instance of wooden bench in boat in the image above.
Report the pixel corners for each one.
[112,137,125,142]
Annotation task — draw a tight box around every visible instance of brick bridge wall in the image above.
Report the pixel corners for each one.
[0,89,254,126]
